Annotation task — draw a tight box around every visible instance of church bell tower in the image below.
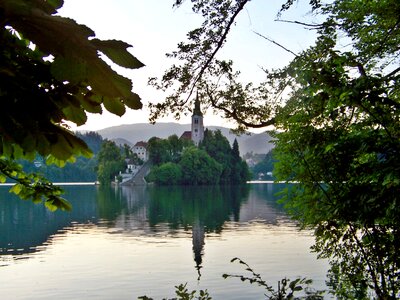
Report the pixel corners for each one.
[191,94,204,146]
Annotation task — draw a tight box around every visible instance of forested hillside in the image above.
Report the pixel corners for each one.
[18,132,103,182]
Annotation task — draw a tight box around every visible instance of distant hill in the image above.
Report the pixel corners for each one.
[111,138,133,147]
[97,122,274,154]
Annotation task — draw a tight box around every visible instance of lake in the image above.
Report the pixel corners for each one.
[0,183,329,299]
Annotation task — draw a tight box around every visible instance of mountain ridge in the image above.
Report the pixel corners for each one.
[94,122,273,154]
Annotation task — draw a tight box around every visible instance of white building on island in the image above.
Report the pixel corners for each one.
[132,141,148,162]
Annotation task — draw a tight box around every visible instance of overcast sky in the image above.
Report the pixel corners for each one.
[59,0,318,132]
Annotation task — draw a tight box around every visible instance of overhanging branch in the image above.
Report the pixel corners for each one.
[205,84,276,128]
[253,31,298,57]
[186,0,251,101]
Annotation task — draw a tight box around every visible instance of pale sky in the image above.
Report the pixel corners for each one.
[59,0,318,132]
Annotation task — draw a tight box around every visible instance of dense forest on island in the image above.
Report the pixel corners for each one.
[146,129,250,185]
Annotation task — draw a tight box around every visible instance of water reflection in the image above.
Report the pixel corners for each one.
[0,186,98,256]
[0,183,288,276]
[144,185,250,278]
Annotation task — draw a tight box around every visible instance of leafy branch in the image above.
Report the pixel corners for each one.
[139,283,211,300]
[222,257,325,300]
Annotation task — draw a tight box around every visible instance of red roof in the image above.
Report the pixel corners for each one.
[134,141,147,147]
[180,131,192,140]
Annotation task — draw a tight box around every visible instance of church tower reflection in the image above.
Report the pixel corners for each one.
[192,220,205,280]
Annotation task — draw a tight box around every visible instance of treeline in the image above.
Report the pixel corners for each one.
[146,129,250,185]
[18,131,147,184]
[246,150,277,180]
[18,132,103,182]
[17,130,251,185]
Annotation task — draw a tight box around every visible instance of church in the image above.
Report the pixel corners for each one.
[180,95,204,146]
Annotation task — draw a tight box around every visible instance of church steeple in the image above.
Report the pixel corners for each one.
[191,93,204,146]
[193,93,203,116]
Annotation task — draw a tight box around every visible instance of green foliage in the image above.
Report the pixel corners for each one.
[223,258,325,300]
[147,131,249,185]
[75,132,104,155]
[168,134,189,162]
[19,156,97,183]
[148,135,193,166]
[15,132,103,183]
[270,2,400,296]
[0,158,71,211]
[96,140,125,184]
[201,129,232,182]
[0,0,143,209]
[201,130,250,184]
[179,146,222,185]
[148,137,173,166]
[148,162,182,185]
[139,283,211,300]
[149,0,400,298]
[252,150,276,180]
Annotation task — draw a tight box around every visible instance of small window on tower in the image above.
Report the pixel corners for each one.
[194,119,198,124]
[195,129,198,132]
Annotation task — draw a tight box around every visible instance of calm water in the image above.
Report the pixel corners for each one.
[0,183,329,299]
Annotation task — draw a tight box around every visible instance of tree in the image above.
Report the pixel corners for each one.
[230,138,250,184]
[96,140,125,184]
[201,129,233,183]
[122,143,133,159]
[167,134,187,162]
[252,150,276,179]
[201,130,249,184]
[179,146,222,185]
[149,162,182,185]
[149,0,400,297]
[147,137,172,166]
[0,0,144,209]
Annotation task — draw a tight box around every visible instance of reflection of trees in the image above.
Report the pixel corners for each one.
[98,185,151,230]
[1,183,286,279]
[249,183,287,209]
[0,186,98,256]
[147,184,249,277]
[237,183,289,224]
[146,185,249,232]
[96,185,125,222]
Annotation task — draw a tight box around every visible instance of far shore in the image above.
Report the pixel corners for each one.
[0,182,97,186]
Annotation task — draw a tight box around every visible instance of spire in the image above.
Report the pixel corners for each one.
[193,92,203,116]
[191,91,204,146]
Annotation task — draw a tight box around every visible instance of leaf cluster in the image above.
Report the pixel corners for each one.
[0,0,144,209]
[139,283,211,300]
[0,157,71,211]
